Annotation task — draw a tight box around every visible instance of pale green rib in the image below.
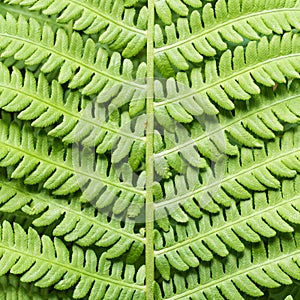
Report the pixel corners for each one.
[145,0,155,298]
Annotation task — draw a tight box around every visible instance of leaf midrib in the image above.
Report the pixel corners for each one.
[145,0,155,299]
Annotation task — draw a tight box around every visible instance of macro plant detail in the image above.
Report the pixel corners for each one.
[0,0,300,299]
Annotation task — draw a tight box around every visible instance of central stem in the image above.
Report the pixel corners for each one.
[145,0,155,299]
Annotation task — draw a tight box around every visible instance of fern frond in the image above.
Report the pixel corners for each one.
[0,118,146,217]
[155,32,300,117]
[154,79,300,175]
[158,230,300,299]
[3,0,147,57]
[0,221,146,299]
[0,174,145,260]
[3,0,300,299]
[155,175,300,279]
[0,63,146,166]
[0,13,147,97]
[154,126,300,228]
[154,0,300,73]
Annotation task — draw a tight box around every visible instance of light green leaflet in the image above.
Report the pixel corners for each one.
[0,0,300,299]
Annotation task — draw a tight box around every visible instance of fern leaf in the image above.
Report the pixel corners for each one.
[3,0,147,56]
[0,174,145,260]
[2,0,300,299]
[158,230,300,299]
[154,0,300,72]
[155,174,300,278]
[155,32,300,115]
[154,79,300,175]
[154,127,300,226]
[0,221,146,299]
[0,13,147,97]
[0,119,146,217]
[0,63,146,166]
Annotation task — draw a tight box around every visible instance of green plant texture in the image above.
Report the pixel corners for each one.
[1,0,300,299]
